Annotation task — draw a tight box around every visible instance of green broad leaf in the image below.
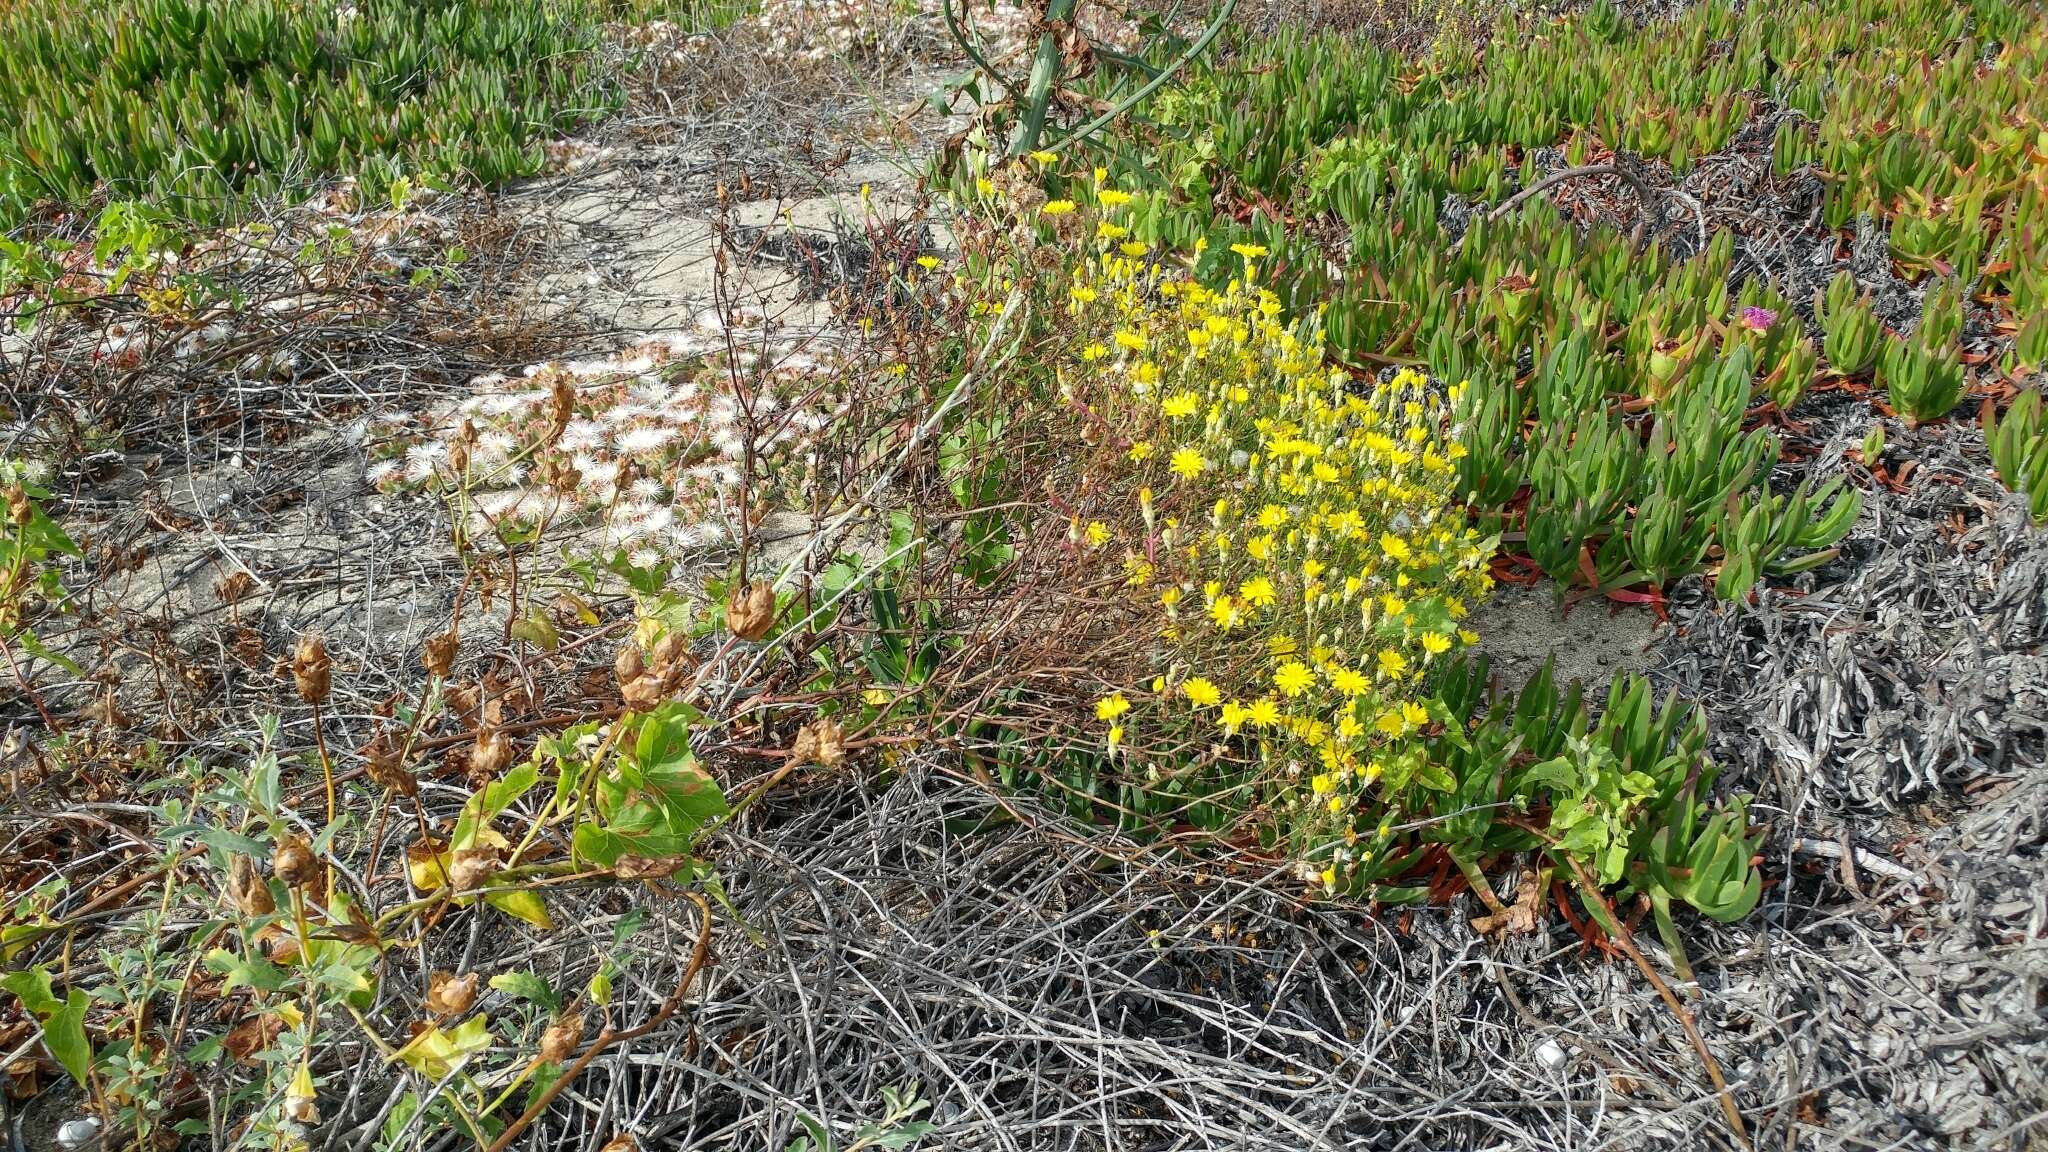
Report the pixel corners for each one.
[395,1013,492,1080]
[456,760,539,848]
[12,628,82,676]
[612,908,647,948]
[42,991,91,1086]
[203,948,291,994]
[525,1062,565,1111]
[488,971,560,1012]
[486,889,552,930]
[572,822,629,868]
[868,1122,936,1149]
[163,824,270,859]
[2,969,93,1087]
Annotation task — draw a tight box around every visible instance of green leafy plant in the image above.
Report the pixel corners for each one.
[1818,271,1881,377]
[1984,388,2048,523]
[787,1084,937,1152]
[0,464,81,715]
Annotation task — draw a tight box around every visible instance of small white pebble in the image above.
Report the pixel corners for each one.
[1534,1039,1569,1072]
[57,1117,102,1149]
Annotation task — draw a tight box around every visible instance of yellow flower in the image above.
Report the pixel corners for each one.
[1128,440,1153,461]
[1239,577,1277,608]
[1107,724,1124,752]
[1374,709,1406,736]
[1042,199,1077,215]
[1326,794,1346,813]
[1098,188,1133,207]
[1170,448,1205,479]
[1119,241,1149,257]
[1085,521,1111,548]
[1209,595,1242,631]
[1162,391,1200,418]
[1420,631,1452,655]
[915,255,940,270]
[1114,330,1146,352]
[1248,697,1280,726]
[1160,586,1182,608]
[1310,772,1334,795]
[1029,150,1058,165]
[1275,661,1315,697]
[1401,701,1430,727]
[1182,678,1222,707]
[1320,866,1337,889]
[1458,629,1481,646]
[1220,700,1249,734]
[1376,649,1408,679]
[1097,221,1129,240]
[1230,243,1269,259]
[1379,533,1411,562]
[1096,692,1131,721]
[1070,285,1099,304]
[1330,667,1369,696]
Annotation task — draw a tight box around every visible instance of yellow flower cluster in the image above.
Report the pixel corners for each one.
[1060,236,1494,849]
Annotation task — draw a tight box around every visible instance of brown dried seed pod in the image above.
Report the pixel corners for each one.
[614,644,645,687]
[228,853,275,917]
[470,729,512,780]
[538,1012,584,1063]
[448,438,470,477]
[426,971,479,1016]
[291,633,331,705]
[649,629,687,670]
[547,377,576,441]
[363,736,417,798]
[422,631,457,679]
[598,1135,638,1152]
[214,569,256,605]
[271,834,317,888]
[726,580,777,641]
[789,717,847,768]
[619,673,665,713]
[283,1095,319,1126]
[448,849,498,893]
[4,484,30,527]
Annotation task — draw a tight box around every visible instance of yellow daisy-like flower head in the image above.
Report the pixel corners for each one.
[1042,199,1077,215]
[1095,692,1131,721]
[1330,666,1370,696]
[1376,649,1408,679]
[1170,448,1205,480]
[1274,661,1315,697]
[1182,678,1222,708]
[1238,577,1277,608]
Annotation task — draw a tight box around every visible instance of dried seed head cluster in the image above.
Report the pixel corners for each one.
[364,326,841,570]
[291,632,331,705]
[422,630,457,679]
[726,580,777,641]
[271,834,318,888]
[538,1012,584,1064]
[228,853,275,917]
[617,629,693,712]
[789,716,847,768]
